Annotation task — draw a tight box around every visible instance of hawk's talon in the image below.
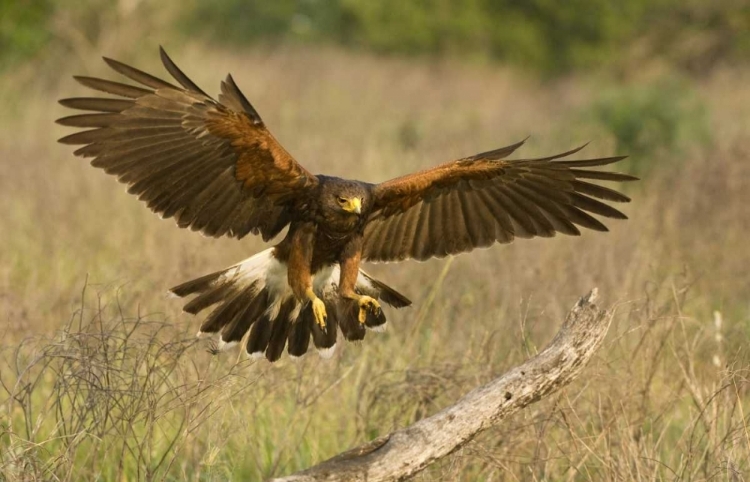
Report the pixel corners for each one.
[312,298,327,330]
[357,296,381,324]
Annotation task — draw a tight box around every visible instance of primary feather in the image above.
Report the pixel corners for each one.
[57,47,317,241]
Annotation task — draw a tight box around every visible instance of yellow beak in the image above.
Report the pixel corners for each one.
[343,197,362,214]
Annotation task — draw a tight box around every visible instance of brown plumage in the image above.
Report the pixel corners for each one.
[57,48,637,362]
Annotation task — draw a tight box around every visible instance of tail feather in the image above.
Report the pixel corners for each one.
[183,282,238,315]
[311,302,338,356]
[360,271,412,308]
[338,300,366,341]
[288,309,312,358]
[246,314,272,357]
[199,284,259,334]
[364,305,387,332]
[265,299,296,362]
[169,269,226,297]
[219,289,268,343]
[169,248,411,362]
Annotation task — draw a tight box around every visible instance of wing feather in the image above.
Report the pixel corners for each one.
[158,46,210,97]
[556,203,609,232]
[102,56,179,90]
[503,185,556,237]
[58,97,134,112]
[458,188,488,248]
[57,113,127,128]
[364,141,636,262]
[411,201,433,260]
[428,192,448,257]
[58,48,318,240]
[571,180,630,203]
[452,189,475,251]
[492,186,537,237]
[569,192,628,219]
[72,76,152,98]
[511,184,580,236]
[473,186,514,242]
[568,168,637,182]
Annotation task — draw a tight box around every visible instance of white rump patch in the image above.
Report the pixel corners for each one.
[227,248,276,284]
[312,265,335,293]
[226,249,381,305]
[264,257,292,320]
[223,249,295,320]
[320,265,378,298]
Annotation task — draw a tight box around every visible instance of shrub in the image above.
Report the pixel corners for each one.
[3,1,750,76]
[0,0,54,70]
[589,77,712,175]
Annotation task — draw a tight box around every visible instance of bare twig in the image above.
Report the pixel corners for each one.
[270,289,610,482]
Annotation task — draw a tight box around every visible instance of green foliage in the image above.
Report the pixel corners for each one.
[642,0,750,74]
[177,0,750,74]
[337,0,652,71]
[0,0,54,69]
[336,0,489,57]
[0,0,121,71]
[180,0,346,45]
[3,0,750,75]
[590,78,712,175]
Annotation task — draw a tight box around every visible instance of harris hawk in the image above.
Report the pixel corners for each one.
[57,48,636,362]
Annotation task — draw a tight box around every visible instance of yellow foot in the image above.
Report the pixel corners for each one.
[312,298,328,330]
[358,296,381,324]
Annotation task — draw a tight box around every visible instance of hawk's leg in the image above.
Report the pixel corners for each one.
[339,236,381,324]
[288,223,327,330]
[307,288,328,330]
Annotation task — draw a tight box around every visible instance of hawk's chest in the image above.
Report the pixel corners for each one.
[310,220,361,269]
[316,210,362,233]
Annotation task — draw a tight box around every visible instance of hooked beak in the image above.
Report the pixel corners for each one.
[343,197,362,215]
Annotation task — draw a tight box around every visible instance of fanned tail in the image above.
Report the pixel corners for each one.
[169,248,412,362]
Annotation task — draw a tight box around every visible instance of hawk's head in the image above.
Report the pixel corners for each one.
[318,177,372,222]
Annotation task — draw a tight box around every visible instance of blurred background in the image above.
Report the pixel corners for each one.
[1,0,750,480]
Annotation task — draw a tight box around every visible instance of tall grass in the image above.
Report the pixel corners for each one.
[1,40,749,480]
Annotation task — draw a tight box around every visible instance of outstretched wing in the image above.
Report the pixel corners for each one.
[57,47,318,240]
[363,140,637,262]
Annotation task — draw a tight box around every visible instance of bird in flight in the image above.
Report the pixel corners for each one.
[57,48,636,362]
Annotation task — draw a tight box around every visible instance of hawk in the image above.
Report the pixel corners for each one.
[57,48,636,362]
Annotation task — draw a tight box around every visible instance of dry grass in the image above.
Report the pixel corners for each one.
[1,34,750,481]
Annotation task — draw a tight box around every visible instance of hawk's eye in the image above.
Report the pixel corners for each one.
[337,196,347,205]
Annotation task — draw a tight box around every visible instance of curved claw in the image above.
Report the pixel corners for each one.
[358,296,382,324]
[312,298,328,331]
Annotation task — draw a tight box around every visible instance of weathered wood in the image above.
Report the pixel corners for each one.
[270,289,609,482]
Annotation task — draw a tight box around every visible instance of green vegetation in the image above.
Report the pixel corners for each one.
[4,0,750,74]
[0,0,54,70]
[588,78,712,175]
[179,0,750,73]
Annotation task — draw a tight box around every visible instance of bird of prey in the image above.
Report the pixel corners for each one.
[57,48,636,362]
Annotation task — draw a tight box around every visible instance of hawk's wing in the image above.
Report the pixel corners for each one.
[363,139,637,262]
[57,47,318,240]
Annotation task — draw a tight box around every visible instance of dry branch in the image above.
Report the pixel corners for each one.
[270,289,610,482]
